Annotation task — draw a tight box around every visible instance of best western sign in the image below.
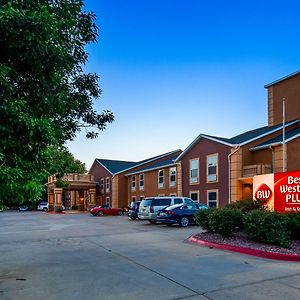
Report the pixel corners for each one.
[253,171,300,212]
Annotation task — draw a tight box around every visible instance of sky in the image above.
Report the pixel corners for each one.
[67,0,300,169]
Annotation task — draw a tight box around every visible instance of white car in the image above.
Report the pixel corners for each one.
[37,202,48,211]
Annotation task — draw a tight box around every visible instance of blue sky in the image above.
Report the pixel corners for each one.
[67,0,300,169]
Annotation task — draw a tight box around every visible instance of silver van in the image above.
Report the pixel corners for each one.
[138,196,194,223]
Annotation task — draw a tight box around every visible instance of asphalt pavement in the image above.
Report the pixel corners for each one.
[0,211,299,300]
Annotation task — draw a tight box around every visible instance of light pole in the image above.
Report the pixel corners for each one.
[282,97,286,172]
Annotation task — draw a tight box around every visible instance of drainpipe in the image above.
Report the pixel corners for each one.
[269,145,275,173]
[228,144,240,204]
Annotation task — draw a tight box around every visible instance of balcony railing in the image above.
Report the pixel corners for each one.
[242,164,272,178]
[48,173,94,183]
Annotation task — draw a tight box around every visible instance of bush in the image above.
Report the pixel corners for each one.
[54,206,63,213]
[71,205,78,210]
[195,209,214,231]
[208,209,244,238]
[244,210,291,248]
[287,212,300,240]
[226,199,265,214]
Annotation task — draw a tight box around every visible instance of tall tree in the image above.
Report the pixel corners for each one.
[0,0,114,203]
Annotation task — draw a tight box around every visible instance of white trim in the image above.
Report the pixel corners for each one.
[207,153,218,183]
[264,70,300,88]
[169,167,176,188]
[125,163,176,176]
[139,173,144,191]
[189,158,199,185]
[105,177,110,193]
[250,132,300,151]
[131,175,136,192]
[93,160,113,175]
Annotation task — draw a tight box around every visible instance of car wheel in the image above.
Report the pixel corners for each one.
[129,215,137,220]
[97,211,104,216]
[179,217,189,227]
[148,220,157,224]
[117,210,123,216]
[43,207,48,212]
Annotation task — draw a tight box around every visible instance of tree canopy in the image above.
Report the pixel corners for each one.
[0,0,114,204]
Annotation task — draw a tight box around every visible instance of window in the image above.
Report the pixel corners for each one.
[207,154,218,182]
[158,169,164,188]
[106,197,110,206]
[207,190,218,208]
[139,174,144,191]
[169,193,176,197]
[174,198,183,204]
[100,178,104,193]
[169,167,176,187]
[190,191,199,202]
[189,159,199,184]
[131,176,136,191]
[105,177,110,193]
[139,196,144,201]
[132,196,136,202]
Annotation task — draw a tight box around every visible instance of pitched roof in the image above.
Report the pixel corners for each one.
[175,120,299,161]
[125,153,180,176]
[93,149,182,175]
[264,70,300,88]
[250,127,300,151]
[95,159,137,175]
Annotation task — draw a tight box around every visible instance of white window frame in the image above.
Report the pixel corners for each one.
[100,178,104,193]
[106,196,110,206]
[207,190,218,208]
[158,169,164,188]
[131,175,136,191]
[169,167,176,188]
[139,174,144,191]
[189,190,199,202]
[207,153,218,183]
[105,177,110,193]
[139,195,144,201]
[189,158,199,184]
[169,193,176,197]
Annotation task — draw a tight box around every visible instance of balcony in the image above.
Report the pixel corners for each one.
[242,164,272,178]
[48,173,94,184]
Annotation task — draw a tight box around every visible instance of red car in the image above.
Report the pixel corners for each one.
[90,206,123,216]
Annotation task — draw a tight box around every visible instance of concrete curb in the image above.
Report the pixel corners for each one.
[188,235,300,262]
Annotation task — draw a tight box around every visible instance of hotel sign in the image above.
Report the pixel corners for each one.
[253,171,300,212]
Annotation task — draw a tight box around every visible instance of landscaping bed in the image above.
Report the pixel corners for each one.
[193,231,300,256]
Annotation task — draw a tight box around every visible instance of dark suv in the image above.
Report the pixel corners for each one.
[127,201,141,220]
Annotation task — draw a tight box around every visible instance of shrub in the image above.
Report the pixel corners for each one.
[244,210,291,248]
[54,206,63,213]
[208,209,244,238]
[287,212,300,240]
[72,205,78,210]
[226,199,265,214]
[195,209,214,231]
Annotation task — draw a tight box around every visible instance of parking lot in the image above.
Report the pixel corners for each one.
[0,211,299,300]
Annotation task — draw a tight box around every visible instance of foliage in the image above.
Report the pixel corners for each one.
[54,206,63,213]
[0,0,113,204]
[71,205,78,210]
[208,209,244,238]
[195,208,214,231]
[225,199,266,214]
[287,212,300,240]
[244,210,291,248]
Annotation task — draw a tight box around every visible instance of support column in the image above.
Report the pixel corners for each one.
[54,188,63,212]
[88,188,96,211]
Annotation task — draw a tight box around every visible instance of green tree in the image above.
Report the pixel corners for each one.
[0,0,114,204]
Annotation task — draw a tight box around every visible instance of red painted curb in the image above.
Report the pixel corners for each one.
[188,235,300,262]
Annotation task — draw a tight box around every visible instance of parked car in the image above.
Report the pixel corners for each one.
[138,197,194,223]
[37,202,49,211]
[127,201,141,220]
[90,206,123,216]
[157,202,208,227]
[19,205,29,212]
